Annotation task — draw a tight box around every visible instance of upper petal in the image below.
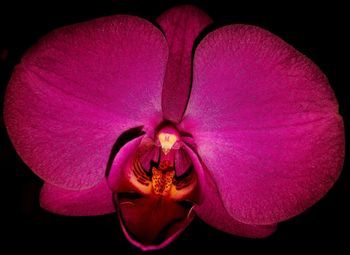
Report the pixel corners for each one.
[157,5,212,123]
[4,15,167,189]
[183,25,344,224]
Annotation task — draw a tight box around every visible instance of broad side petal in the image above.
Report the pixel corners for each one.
[4,16,167,189]
[157,5,212,123]
[184,25,344,224]
[40,180,115,216]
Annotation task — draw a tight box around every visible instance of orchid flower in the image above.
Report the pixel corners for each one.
[4,5,344,251]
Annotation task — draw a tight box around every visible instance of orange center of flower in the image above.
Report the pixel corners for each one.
[130,154,196,199]
[115,124,199,246]
[127,127,197,200]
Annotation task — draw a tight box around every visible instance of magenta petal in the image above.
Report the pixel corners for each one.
[138,138,159,172]
[184,25,345,224]
[175,147,192,176]
[40,180,115,216]
[195,166,276,237]
[196,191,277,238]
[157,5,212,123]
[182,141,276,237]
[4,16,167,189]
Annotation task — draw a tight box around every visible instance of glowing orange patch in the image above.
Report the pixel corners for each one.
[151,167,175,195]
[130,158,197,200]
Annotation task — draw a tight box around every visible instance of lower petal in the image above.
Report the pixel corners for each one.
[194,119,344,225]
[184,145,276,237]
[40,180,115,216]
[195,166,276,238]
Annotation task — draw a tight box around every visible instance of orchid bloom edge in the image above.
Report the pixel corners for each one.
[4,5,344,251]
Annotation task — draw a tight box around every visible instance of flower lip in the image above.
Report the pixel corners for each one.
[107,121,200,248]
[111,139,199,249]
[116,191,196,251]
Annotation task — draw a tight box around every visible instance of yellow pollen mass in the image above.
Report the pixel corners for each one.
[152,167,175,195]
[158,133,177,154]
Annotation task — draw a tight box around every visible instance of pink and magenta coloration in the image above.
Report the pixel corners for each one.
[3,5,344,251]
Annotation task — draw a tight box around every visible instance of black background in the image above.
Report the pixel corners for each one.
[1,0,349,254]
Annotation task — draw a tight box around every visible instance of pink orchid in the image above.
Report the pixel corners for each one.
[4,5,344,251]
